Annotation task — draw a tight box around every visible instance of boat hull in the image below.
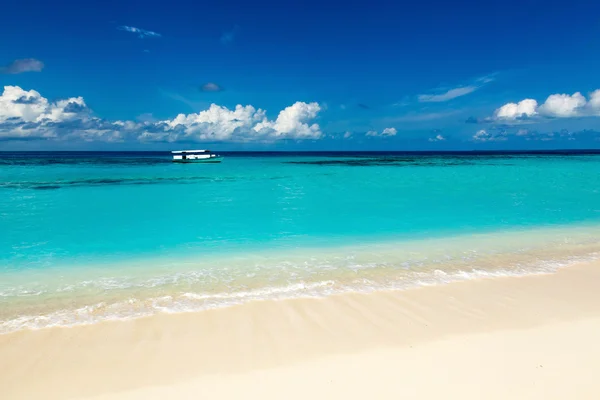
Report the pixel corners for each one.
[173,156,223,163]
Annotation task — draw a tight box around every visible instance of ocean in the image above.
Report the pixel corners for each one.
[2,151,600,333]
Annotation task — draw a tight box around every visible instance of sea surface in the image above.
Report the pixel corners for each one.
[2,151,600,333]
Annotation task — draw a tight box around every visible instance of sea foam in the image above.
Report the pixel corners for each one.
[2,228,599,334]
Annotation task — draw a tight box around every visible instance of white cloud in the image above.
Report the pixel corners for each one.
[118,26,161,38]
[382,127,397,136]
[428,134,445,142]
[472,129,506,142]
[366,127,397,137]
[0,86,123,141]
[417,74,496,103]
[164,104,266,141]
[46,97,88,122]
[473,129,491,142]
[0,86,322,143]
[343,131,352,139]
[493,89,600,121]
[494,99,538,120]
[538,92,586,117]
[252,102,321,139]
[589,90,600,115]
[0,86,88,124]
[0,86,48,122]
[418,86,477,103]
[476,75,496,84]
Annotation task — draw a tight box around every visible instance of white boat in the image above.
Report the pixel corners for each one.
[172,149,223,163]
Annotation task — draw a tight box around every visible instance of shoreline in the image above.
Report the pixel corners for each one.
[2,259,600,399]
[3,223,600,334]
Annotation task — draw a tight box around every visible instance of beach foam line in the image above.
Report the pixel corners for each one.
[1,249,598,334]
[2,223,600,333]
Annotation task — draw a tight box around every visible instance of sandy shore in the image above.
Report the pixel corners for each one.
[2,261,600,399]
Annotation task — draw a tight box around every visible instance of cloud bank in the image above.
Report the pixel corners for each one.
[493,90,600,121]
[0,86,322,143]
[471,126,591,142]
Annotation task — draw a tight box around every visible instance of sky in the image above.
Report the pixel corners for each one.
[1,0,600,151]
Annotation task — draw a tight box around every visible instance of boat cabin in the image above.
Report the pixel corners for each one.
[171,150,223,163]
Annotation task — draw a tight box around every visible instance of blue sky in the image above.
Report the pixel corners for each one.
[1,0,600,150]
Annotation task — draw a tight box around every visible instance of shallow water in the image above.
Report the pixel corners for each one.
[2,151,600,332]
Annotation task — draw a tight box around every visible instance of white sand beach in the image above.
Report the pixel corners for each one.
[2,261,600,399]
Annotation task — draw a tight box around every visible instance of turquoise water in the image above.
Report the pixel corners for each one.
[2,151,600,332]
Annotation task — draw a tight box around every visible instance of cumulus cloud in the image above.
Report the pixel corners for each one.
[428,134,446,142]
[0,58,44,74]
[200,83,224,92]
[343,131,352,139]
[382,127,397,136]
[118,26,161,38]
[0,86,322,143]
[589,90,600,114]
[472,129,506,142]
[538,92,586,117]
[366,127,397,137]
[0,87,123,141]
[494,99,538,120]
[162,104,265,141]
[253,102,322,139]
[575,92,600,115]
[473,129,491,142]
[493,89,600,121]
[0,86,88,124]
